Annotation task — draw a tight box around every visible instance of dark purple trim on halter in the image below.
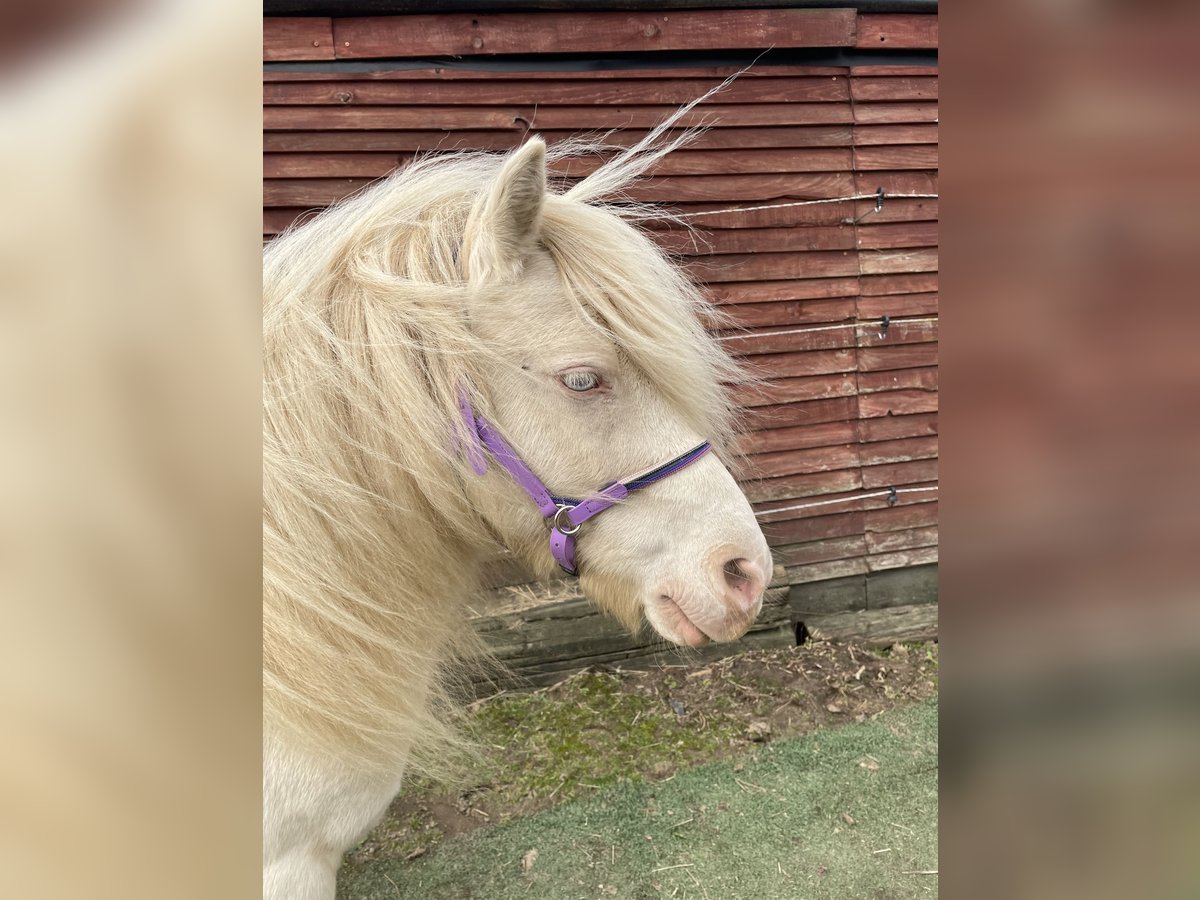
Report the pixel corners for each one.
[457,388,711,576]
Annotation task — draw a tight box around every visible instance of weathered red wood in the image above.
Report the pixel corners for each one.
[860,272,938,296]
[856,221,938,251]
[855,14,939,50]
[866,525,938,555]
[264,77,850,106]
[853,145,939,171]
[852,103,939,125]
[866,500,938,532]
[263,126,856,153]
[735,420,856,456]
[859,435,938,467]
[853,124,938,146]
[858,366,938,394]
[772,535,869,567]
[706,278,859,305]
[857,318,938,348]
[726,327,855,357]
[264,103,855,131]
[858,389,939,418]
[687,249,858,283]
[746,443,860,479]
[743,347,856,377]
[264,17,335,61]
[849,77,938,102]
[730,372,858,407]
[849,65,938,77]
[857,292,938,319]
[714,297,856,329]
[786,557,867,583]
[332,9,858,59]
[266,148,857,180]
[858,342,938,372]
[660,200,853,229]
[739,396,859,433]
[862,458,939,490]
[857,412,938,442]
[859,248,938,276]
[867,546,937,571]
[763,510,865,545]
[741,468,862,504]
[850,197,938,225]
[657,223,855,256]
[855,170,938,196]
[264,65,851,81]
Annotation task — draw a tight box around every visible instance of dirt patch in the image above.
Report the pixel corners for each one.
[349,639,937,866]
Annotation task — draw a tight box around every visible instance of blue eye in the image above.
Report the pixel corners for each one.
[561,371,601,392]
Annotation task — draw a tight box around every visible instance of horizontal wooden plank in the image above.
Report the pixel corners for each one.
[856,170,938,196]
[707,278,860,305]
[858,342,939,372]
[859,248,938,276]
[659,222,854,256]
[716,297,856,329]
[853,145,938,171]
[262,173,859,208]
[866,525,938,555]
[866,499,938,533]
[849,65,938,78]
[851,102,939,125]
[743,346,857,377]
[746,442,860,480]
[857,291,937,319]
[264,17,334,61]
[860,272,938,296]
[742,468,862,504]
[263,147,856,180]
[852,123,938,146]
[850,76,938,102]
[867,546,938,572]
[858,412,938,442]
[857,317,938,348]
[786,556,867,584]
[764,510,864,545]
[735,420,856,456]
[687,249,858,283]
[859,435,938,467]
[332,9,858,59]
[859,388,938,418]
[264,76,851,106]
[263,125,856,153]
[862,458,939,490]
[801,604,938,645]
[725,326,856,357]
[662,199,855,229]
[856,221,938,250]
[264,65,852,82]
[858,366,937,394]
[739,396,858,433]
[730,372,858,408]
[773,534,867,567]
[850,197,937,225]
[263,102,856,131]
[855,14,939,50]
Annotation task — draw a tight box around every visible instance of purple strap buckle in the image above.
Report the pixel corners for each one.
[457,388,711,576]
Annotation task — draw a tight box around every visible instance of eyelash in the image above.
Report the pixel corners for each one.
[560,370,603,393]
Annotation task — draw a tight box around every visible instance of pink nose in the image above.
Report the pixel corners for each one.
[721,557,766,617]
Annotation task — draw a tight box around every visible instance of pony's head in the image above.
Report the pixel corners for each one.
[459,138,771,646]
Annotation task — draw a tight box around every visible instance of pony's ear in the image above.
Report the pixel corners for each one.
[463,138,546,282]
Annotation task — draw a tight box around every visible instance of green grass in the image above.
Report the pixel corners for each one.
[339,697,938,900]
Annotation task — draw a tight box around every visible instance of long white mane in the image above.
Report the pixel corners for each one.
[263,89,745,772]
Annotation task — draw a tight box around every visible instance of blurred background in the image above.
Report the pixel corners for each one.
[0,1,1197,898]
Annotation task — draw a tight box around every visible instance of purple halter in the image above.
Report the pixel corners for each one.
[457,390,711,576]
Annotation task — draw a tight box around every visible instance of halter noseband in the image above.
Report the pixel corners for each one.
[457,390,711,576]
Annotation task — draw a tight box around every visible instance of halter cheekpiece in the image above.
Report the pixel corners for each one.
[457,388,711,576]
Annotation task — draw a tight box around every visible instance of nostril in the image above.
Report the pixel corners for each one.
[723,558,750,592]
[722,558,762,613]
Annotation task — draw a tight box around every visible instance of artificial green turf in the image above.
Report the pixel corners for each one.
[338,697,938,900]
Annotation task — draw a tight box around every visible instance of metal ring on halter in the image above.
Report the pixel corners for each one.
[552,505,582,535]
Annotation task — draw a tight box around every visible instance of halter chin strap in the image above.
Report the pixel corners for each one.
[457,389,711,576]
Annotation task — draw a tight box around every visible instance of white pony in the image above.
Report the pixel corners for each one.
[263,114,772,898]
